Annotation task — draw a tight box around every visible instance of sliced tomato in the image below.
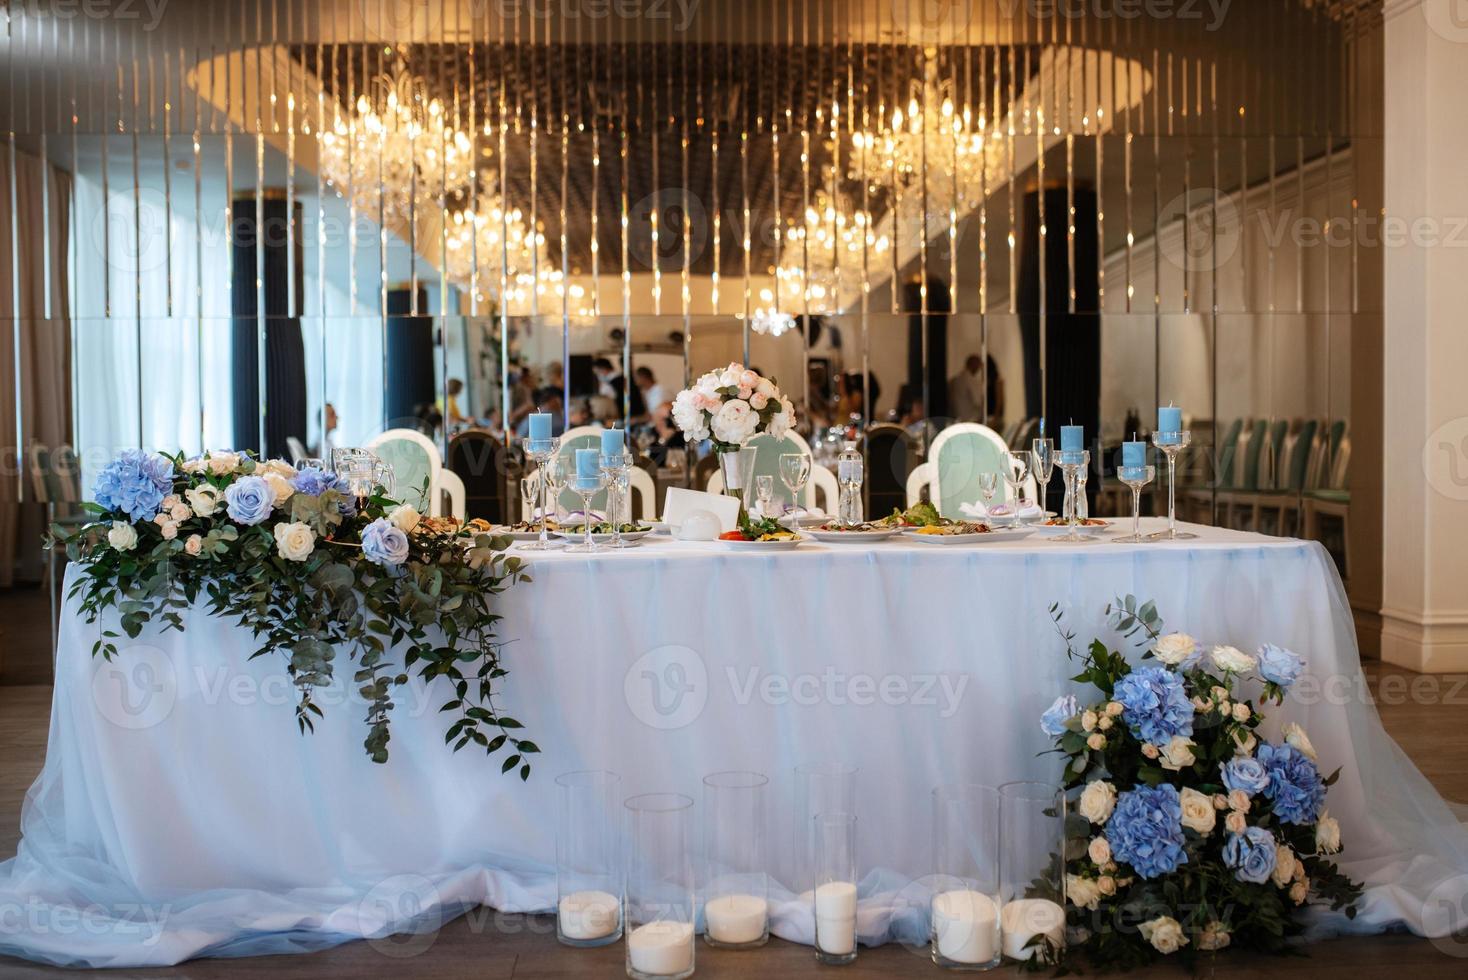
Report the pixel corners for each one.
[718,530,749,541]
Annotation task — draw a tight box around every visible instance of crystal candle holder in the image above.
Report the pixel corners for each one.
[556,770,623,947]
[601,452,633,549]
[1052,450,1094,543]
[523,437,560,552]
[813,812,859,966]
[566,469,609,554]
[702,771,769,949]
[625,793,696,980]
[1149,430,1198,541]
[998,782,1066,965]
[1113,464,1157,544]
[930,784,1001,971]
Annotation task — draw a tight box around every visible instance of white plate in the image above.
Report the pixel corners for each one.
[901,527,1034,545]
[805,527,903,543]
[1033,520,1114,537]
[497,527,564,542]
[716,536,807,551]
[561,527,656,543]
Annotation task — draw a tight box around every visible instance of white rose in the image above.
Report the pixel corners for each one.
[1315,811,1341,854]
[1065,874,1102,911]
[263,473,295,507]
[1140,916,1188,955]
[717,366,741,388]
[186,485,224,518]
[1284,723,1318,762]
[1088,837,1111,865]
[1197,922,1231,951]
[388,504,422,534]
[1211,645,1257,674]
[184,534,203,556]
[181,457,208,475]
[1152,632,1197,666]
[1272,845,1298,888]
[207,451,241,476]
[257,459,298,479]
[1231,702,1251,722]
[1179,787,1217,835]
[1078,780,1117,824]
[159,520,178,540]
[272,521,316,562]
[107,521,138,551]
[1158,735,1196,771]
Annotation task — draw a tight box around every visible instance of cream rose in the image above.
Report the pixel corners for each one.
[107,521,138,551]
[1158,735,1196,771]
[1212,793,1229,810]
[1289,879,1309,905]
[388,503,422,534]
[170,501,192,523]
[1152,632,1197,666]
[1066,874,1102,911]
[1225,811,1247,834]
[1086,733,1107,751]
[272,521,316,562]
[257,458,298,479]
[1315,811,1341,854]
[1228,789,1252,813]
[1231,702,1252,722]
[1088,837,1111,865]
[159,520,179,540]
[1104,700,1124,717]
[263,473,295,507]
[1097,875,1117,896]
[184,534,203,556]
[1211,645,1257,674]
[1272,845,1298,887]
[1141,742,1160,759]
[1081,709,1099,731]
[1232,729,1257,755]
[186,485,224,518]
[1179,787,1217,835]
[1097,715,1113,731]
[1197,922,1231,951]
[1284,722,1318,762]
[1078,780,1117,824]
[207,451,241,476]
[1140,916,1188,954]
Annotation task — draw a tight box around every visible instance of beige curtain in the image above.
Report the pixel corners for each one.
[0,149,73,587]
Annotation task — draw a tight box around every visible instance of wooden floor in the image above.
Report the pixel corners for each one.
[3,589,1468,977]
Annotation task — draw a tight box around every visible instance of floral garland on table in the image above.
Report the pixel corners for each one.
[1039,596,1361,969]
[671,362,796,450]
[53,449,539,774]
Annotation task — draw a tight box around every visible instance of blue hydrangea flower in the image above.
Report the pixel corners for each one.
[1257,742,1326,825]
[1220,756,1271,796]
[291,466,344,496]
[1104,784,1188,880]
[93,450,175,521]
[361,517,410,568]
[1040,694,1079,737]
[1112,665,1194,745]
[1257,644,1305,689]
[1222,826,1277,884]
[224,476,274,526]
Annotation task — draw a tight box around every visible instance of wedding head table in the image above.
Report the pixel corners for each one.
[4,518,1468,967]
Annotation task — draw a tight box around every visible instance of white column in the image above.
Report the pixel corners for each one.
[1381,0,1468,671]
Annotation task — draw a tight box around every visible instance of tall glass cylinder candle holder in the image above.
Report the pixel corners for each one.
[625,794,696,980]
[702,771,770,949]
[601,452,633,549]
[1053,451,1095,543]
[1149,430,1198,541]
[997,782,1066,966]
[795,762,857,885]
[812,812,859,966]
[524,436,560,551]
[930,784,1001,971]
[556,771,623,947]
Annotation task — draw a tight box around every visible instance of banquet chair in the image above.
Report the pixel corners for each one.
[366,428,466,520]
[1183,417,1242,524]
[1253,419,1319,537]
[1304,432,1352,580]
[28,444,84,661]
[904,422,1038,519]
[447,430,511,524]
[704,430,840,515]
[285,436,309,465]
[862,424,918,518]
[531,425,657,520]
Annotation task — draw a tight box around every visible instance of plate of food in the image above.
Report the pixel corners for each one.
[497,521,564,542]
[1033,517,1114,536]
[806,513,905,542]
[559,521,656,543]
[716,516,806,550]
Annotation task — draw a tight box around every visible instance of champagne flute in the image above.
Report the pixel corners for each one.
[779,453,812,528]
[754,474,775,520]
[520,475,538,527]
[977,471,999,517]
[1004,451,1033,522]
[1031,438,1055,518]
[544,452,569,529]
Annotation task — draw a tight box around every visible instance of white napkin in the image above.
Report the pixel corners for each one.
[664,487,741,532]
[959,500,1043,521]
[783,504,826,519]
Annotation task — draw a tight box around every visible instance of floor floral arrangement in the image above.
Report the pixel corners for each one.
[53,449,538,773]
[1040,596,1361,969]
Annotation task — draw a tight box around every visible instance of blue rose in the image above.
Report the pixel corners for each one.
[1104,784,1188,880]
[93,450,176,521]
[361,517,410,568]
[1257,644,1305,689]
[1258,742,1326,825]
[1220,756,1271,797]
[1040,694,1079,737]
[1113,665,1194,745]
[224,475,274,526]
[1222,826,1277,884]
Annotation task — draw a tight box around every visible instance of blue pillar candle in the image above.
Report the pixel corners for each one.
[1122,440,1147,469]
[1060,425,1084,453]
[1157,405,1183,434]
[601,426,625,458]
[528,411,552,443]
[574,448,601,488]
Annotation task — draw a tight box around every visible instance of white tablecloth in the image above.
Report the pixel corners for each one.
[4,519,1468,967]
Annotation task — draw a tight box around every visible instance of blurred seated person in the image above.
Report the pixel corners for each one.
[948,353,1004,424]
[439,378,470,430]
[592,357,645,419]
[632,366,666,424]
[896,384,929,442]
[836,372,881,427]
[506,365,541,431]
[646,400,686,466]
[568,397,595,428]
[589,394,619,425]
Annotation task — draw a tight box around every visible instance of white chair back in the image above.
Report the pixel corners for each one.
[905,422,1037,518]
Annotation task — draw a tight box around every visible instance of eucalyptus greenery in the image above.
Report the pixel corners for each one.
[53,450,539,775]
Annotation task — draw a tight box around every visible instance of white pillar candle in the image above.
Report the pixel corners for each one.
[1000,898,1066,961]
[932,889,999,964]
[814,881,858,955]
[627,920,695,976]
[704,893,767,945]
[558,889,620,941]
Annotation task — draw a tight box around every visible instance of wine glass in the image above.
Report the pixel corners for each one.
[1031,437,1055,518]
[977,471,1000,517]
[520,475,538,527]
[1004,451,1033,522]
[779,453,812,528]
[543,452,569,529]
[754,475,775,520]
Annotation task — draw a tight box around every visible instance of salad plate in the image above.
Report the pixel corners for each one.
[806,525,903,543]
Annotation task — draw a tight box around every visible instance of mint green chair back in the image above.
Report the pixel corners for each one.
[1285,420,1318,491]
[371,436,435,511]
[933,427,1009,519]
[554,429,612,516]
[1239,420,1268,490]
[1214,418,1242,489]
[746,432,813,510]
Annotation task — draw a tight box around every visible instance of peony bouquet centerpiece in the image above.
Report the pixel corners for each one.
[672,363,796,509]
[1039,596,1360,969]
[54,448,538,773]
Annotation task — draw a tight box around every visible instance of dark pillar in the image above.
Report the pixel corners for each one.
[903,277,951,422]
[385,286,436,429]
[231,194,306,458]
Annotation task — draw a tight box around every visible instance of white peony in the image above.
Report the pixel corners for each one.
[711,398,759,445]
[1272,845,1298,887]
[1088,837,1111,865]
[388,504,422,534]
[1066,874,1102,911]
[671,389,710,441]
[263,473,295,507]
[1211,645,1257,674]
[1179,787,1216,835]
[186,485,224,518]
[1197,922,1231,951]
[1152,632,1197,666]
[1158,735,1196,771]
[206,451,241,476]
[1078,780,1117,824]
[1315,811,1341,854]
[755,377,776,397]
[107,521,138,551]
[272,521,316,562]
[1284,722,1318,762]
[717,364,742,388]
[1140,916,1188,954]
